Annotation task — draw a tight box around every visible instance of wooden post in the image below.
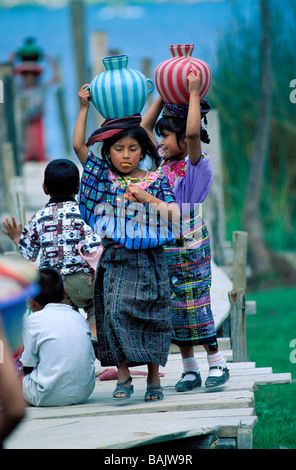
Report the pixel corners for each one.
[142,58,153,110]
[228,289,248,362]
[232,231,248,290]
[0,63,20,176]
[232,231,256,316]
[70,0,88,89]
[1,141,16,215]
[56,85,71,158]
[90,31,108,129]
[9,176,26,226]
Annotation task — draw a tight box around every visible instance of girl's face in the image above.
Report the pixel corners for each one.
[160,130,187,160]
[108,136,144,176]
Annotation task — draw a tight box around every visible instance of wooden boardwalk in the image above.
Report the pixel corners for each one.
[4,348,291,450]
[4,263,291,450]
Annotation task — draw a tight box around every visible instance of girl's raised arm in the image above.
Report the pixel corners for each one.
[72,84,91,165]
[186,68,202,165]
[141,95,164,147]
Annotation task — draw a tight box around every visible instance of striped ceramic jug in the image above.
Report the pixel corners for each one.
[89,54,155,119]
[155,44,211,105]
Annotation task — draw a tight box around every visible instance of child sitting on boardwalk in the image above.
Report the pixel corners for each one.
[72,84,180,401]
[142,67,229,391]
[21,268,95,406]
[2,159,101,340]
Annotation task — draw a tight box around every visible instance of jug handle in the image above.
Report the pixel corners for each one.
[147,78,155,95]
[85,85,92,102]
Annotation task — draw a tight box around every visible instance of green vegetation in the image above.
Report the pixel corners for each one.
[246,287,296,449]
[208,0,296,251]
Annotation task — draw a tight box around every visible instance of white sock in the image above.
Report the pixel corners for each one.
[207,351,226,376]
[180,357,200,382]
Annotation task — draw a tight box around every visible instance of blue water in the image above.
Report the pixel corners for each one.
[0,1,258,160]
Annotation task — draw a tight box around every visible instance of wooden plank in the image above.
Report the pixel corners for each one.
[246,300,257,315]
[22,406,256,424]
[5,409,258,450]
[252,372,291,386]
[5,413,220,449]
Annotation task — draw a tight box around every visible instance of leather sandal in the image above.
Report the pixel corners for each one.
[112,376,134,399]
[144,385,164,401]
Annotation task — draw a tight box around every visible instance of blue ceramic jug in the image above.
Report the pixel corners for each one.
[89,54,155,119]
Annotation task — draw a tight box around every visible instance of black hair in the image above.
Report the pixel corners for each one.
[155,116,186,148]
[44,159,80,196]
[155,115,211,145]
[100,127,160,174]
[34,268,64,306]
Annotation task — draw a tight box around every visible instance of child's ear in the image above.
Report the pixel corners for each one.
[42,183,49,195]
[62,287,67,301]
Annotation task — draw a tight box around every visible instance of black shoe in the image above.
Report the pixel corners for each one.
[205,365,230,388]
[175,370,202,392]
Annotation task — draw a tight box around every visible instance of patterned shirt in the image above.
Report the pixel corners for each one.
[157,148,212,250]
[157,147,212,209]
[79,151,176,249]
[18,200,101,275]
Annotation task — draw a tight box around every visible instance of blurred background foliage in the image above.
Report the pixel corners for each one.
[209,0,296,252]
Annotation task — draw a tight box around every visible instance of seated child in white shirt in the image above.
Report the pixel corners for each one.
[21,268,95,407]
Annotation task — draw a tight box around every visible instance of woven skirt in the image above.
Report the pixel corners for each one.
[94,242,172,367]
[164,219,218,348]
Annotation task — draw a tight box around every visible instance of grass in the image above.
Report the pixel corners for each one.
[246,287,296,449]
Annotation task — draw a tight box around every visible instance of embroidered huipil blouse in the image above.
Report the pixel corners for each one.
[79,151,176,250]
[158,148,212,209]
[157,148,212,249]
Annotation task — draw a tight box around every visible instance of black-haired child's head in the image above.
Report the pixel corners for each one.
[43,159,79,196]
[155,116,187,149]
[30,268,65,310]
[156,100,211,147]
[101,127,160,174]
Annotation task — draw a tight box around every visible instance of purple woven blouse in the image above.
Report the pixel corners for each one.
[158,147,212,210]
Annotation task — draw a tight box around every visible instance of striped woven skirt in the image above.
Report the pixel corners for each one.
[94,241,173,367]
[164,217,218,348]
